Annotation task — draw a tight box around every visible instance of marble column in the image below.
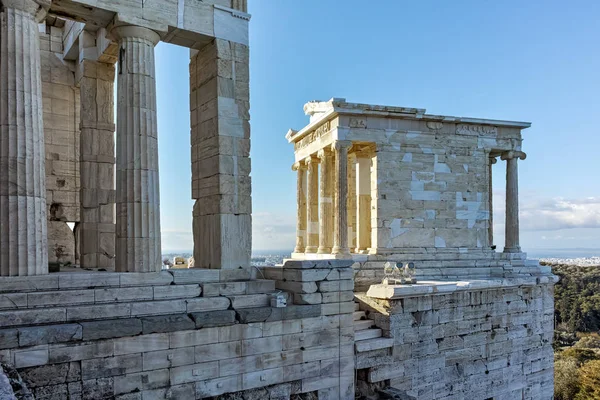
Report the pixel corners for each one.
[305,156,319,253]
[347,153,357,252]
[0,0,50,276]
[488,155,497,248]
[355,155,372,253]
[501,150,526,253]
[293,162,307,254]
[332,141,351,256]
[111,26,162,272]
[317,148,334,254]
[79,31,116,270]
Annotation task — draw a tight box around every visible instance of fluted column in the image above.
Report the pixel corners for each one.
[356,155,372,253]
[332,141,351,256]
[501,150,526,253]
[317,148,334,254]
[347,153,357,252]
[112,26,161,272]
[305,156,319,253]
[488,155,497,248]
[293,162,307,254]
[0,0,50,276]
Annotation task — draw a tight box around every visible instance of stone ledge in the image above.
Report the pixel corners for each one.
[365,275,559,299]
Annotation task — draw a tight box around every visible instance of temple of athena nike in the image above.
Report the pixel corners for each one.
[0,1,555,399]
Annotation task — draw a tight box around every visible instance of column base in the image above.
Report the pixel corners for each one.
[317,247,332,254]
[503,246,521,253]
[304,246,318,254]
[355,248,369,254]
[332,247,351,258]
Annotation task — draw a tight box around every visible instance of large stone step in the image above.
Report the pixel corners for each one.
[0,269,263,294]
[355,328,382,341]
[353,319,374,331]
[353,311,366,321]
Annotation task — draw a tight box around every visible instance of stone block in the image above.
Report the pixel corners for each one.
[219,324,263,342]
[14,346,49,368]
[0,276,58,293]
[169,328,219,348]
[153,285,202,300]
[169,361,220,385]
[143,383,196,400]
[19,324,82,347]
[242,336,282,356]
[202,282,247,297]
[168,269,220,284]
[142,347,195,371]
[282,260,354,269]
[282,305,321,320]
[81,318,142,341]
[94,287,153,303]
[293,293,322,305]
[130,300,187,317]
[195,341,241,362]
[0,293,27,309]
[275,281,318,294]
[190,310,236,328]
[283,269,330,282]
[82,378,114,400]
[186,297,231,312]
[49,340,114,363]
[119,272,173,287]
[141,314,196,334]
[195,375,242,398]
[235,307,281,323]
[242,367,283,391]
[113,333,169,356]
[246,279,276,294]
[317,280,353,292]
[0,329,19,349]
[228,294,270,309]
[58,273,120,289]
[113,369,169,396]
[81,354,142,380]
[19,362,81,388]
[0,308,66,327]
[67,304,130,321]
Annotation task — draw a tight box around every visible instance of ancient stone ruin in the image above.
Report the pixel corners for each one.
[0,1,555,399]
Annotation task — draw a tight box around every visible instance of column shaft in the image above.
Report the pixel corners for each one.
[318,148,334,254]
[0,1,48,276]
[347,153,357,252]
[488,156,497,248]
[79,57,116,269]
[332,142,350,255]
[305,157,319,253]
[502,151,525,253]
[112,26,161,272]
[356,156,372,253]
[293,162,307,253]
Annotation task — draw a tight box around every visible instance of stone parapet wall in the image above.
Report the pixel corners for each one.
[356,278,555,400]
[0,262,354,399]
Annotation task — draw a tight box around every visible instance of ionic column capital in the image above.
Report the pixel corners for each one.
[331,140,352,152]
[110,25,161,46]
[303,155,318,166]
[1,0,50,21]
[317,147,332,159]
[292,161,307,171]
[501,150,526,161]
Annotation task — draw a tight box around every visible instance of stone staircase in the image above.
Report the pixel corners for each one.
[353,301,394,353]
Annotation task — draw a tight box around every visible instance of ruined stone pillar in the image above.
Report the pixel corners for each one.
[317,148,333,254]
[0,0,50,276]
[347,152,357,252]
[332,141,351,256]
[356,155,372,253]
[111,26,161,272]
[305,156,319,253]
[292,162,307,254]
[501,150,526,253]
[78,31,116,270]
[190,39,251,269]
[488,155,497,248]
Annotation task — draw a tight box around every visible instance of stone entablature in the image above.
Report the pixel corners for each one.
[287,98,530,263]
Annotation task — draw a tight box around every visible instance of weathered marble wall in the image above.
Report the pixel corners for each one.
[40,24,80,265]
[0,261,354,399]
[356,281,555,400]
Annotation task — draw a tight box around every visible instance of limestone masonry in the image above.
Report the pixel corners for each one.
[0,1,555,399]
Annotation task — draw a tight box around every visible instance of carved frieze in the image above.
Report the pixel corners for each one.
[294,121,331,151]
[456,124,497,135]
[426,122,443,131]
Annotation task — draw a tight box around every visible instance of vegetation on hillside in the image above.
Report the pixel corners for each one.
[552,264,600,399]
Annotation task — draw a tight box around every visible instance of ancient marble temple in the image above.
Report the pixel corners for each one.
[0,1,556,399]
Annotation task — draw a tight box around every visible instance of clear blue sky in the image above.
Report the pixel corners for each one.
[154,1,600,253]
